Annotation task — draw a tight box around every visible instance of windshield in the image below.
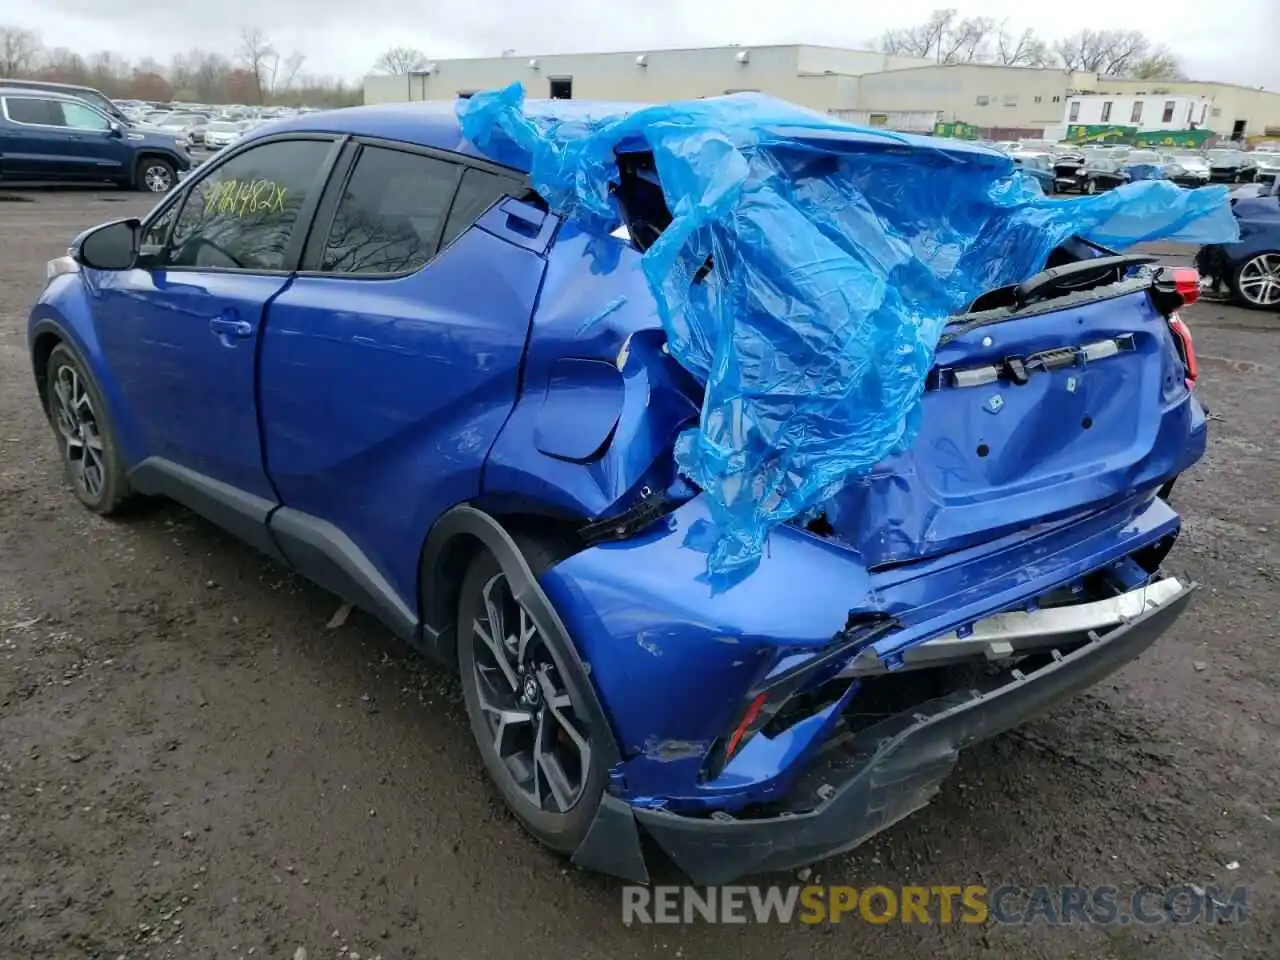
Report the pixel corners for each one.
[1126,151,1161,163]
[207,121,244,132]
[1209,150,1244,162]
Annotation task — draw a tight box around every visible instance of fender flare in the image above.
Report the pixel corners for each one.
[419,505,648,882]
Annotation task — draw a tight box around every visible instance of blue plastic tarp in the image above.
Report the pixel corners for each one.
[459,84,1239,587]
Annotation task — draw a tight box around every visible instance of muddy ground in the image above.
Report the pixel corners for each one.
[0,191,1276,960]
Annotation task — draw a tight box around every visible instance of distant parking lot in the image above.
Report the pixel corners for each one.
[0,189,1277,958]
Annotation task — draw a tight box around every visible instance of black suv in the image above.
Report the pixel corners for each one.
[0,87,191,192]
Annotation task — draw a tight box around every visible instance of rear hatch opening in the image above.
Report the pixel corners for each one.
[608,146,1203,570]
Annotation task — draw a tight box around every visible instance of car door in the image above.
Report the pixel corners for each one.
[49,99,133,180]
[0,95,75,179]
[258,142,550,629]
[92,135,341,552]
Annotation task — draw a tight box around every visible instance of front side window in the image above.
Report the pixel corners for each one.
[58,101,112,131]
[165,138,333,271]
[319,146,461,275]
[4,96,57,126]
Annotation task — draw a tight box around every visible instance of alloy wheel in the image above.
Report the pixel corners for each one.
[51,363,107,501]
[1238,253,1280,307]
[144,164,173,192]
[469,571,592,813]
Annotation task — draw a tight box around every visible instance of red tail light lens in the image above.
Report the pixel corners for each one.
[1150,266,1201,315]
[1169,313,1198,387]
[1169,268,1201,306]
[724,692,769,761]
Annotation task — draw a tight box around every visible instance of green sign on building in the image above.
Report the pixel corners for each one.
[932,121,980,140]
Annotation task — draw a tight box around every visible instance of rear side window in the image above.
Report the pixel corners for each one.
[441,167,520,247]
[165,139,333,271]
[320,146,461,275]
[4,97,57,126]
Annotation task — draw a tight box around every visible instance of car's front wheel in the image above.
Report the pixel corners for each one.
[457,550,605,854]
[136,157,176,193]
[45,343,134,514]
[1231,252,1280,310]
[1083,178,1097,195]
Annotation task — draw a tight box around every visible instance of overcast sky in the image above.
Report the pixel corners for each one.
[3,0,1275,88]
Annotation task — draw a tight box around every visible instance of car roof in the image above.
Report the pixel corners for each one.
[0,84,94,104]
[0,78,103,95]
[252,101,516,167]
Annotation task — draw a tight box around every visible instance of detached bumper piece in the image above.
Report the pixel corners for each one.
[627,580,1195,884]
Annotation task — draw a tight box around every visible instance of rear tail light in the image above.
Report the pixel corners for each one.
[702,615,898,781]
[1168,312,1199,387]
[1151,266,1201,312]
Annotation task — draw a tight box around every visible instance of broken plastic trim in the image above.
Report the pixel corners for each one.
[702,613,898,781]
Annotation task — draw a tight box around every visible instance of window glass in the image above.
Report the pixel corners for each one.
[165,139,332,271]
[441,168,519,247]
[5,97,56,125]
[320,146,460,275]
[58,101,112,131]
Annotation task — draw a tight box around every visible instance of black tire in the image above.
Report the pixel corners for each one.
[456,550,605,854]
[1229,251,1280,311]
[135,156,176,193]
[1083,178,1097,195]
[45,343,135,515]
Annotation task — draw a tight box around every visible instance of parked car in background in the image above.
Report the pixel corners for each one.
[1207,148,1258,183]
[1251,151,1280,185]
[0,86,191,191]
[1196,178,1280,309]
[26,100,1206,883]
[151,112,210,145]
[1013,153,1055,193]
[0,78,134,127]
[1121,149,1170,182]
[1165,151,1212,188]
[1054,152,1130,194]
[203,119,249,150]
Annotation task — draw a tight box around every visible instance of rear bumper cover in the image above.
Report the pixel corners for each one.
[577,580,1195,884]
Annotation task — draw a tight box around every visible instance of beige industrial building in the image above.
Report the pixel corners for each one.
[363,45,1280,141]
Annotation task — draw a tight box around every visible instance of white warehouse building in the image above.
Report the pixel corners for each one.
[364,45,1280,142]
[1064,93,1213,131]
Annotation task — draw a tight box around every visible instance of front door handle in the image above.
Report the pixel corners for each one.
[209,316,252,346]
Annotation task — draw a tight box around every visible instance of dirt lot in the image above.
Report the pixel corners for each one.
[0,190,1277,960]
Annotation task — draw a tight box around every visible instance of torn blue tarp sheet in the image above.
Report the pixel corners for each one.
[459,83,1239,587]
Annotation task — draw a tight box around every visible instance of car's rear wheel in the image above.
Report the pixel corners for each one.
[45,344,134,514]
[457,551,605,853]
[1231,252,1280,310]
[136,157,175,193]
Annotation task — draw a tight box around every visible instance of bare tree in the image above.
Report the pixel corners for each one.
[237,27,276,104]
[373,46,429,74]
[878,9,998,64]
[938,16,995,64]
[236,28,304,102]
[0,24,41,75]
[995,24,1051,67]
[271,51,305,95]
[1052,29,1151,76]
[1129,46,1185,81]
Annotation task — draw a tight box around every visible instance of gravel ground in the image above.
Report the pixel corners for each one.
[0,190,1277,960]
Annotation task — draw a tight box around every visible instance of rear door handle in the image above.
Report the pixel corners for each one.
[209,316,252,346]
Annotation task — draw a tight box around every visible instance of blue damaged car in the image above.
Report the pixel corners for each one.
[28,100,1209,883]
